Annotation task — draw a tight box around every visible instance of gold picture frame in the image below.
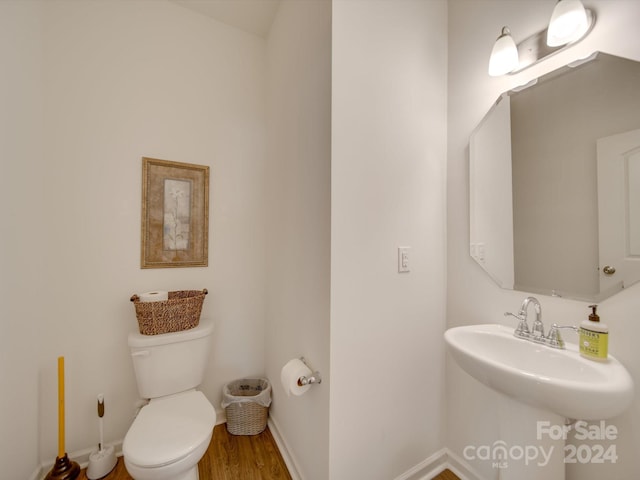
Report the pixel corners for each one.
[141,157,209,268]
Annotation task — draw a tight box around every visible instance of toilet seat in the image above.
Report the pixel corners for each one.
[123,390,216,469]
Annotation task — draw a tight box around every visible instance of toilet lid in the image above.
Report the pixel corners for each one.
[123,391,216,468]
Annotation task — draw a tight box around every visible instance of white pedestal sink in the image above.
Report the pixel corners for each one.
[495,396,566,480]
[445,324,634,479]
[445,324,633,420]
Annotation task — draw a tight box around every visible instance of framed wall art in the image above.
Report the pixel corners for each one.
[141,157,209,268]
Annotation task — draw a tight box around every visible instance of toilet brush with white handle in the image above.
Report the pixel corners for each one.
[86,394,117,479]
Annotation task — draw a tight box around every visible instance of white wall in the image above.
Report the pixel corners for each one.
[265,1,331,479]
[0,2,45,478]
[447,1,640,479]
[2,1,268,474]
[2,2,451,479]
[331,0,448,478]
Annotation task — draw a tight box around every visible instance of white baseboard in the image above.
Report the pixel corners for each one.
[394,447,450,480]
[264,422,485,480]
[37,441,124,480]
[34,416,484,480]
[36,408,228,480]
[215,407,226,425]
[445,449,485,480]
[393,448,485,480]
[267,417,303,480]
[28,466,41,480]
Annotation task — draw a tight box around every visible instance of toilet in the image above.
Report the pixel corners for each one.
[123,317,216,480]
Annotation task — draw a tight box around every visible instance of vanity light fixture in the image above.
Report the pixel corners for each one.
[488,27,519,77]
[547,0,590,46]
[488,0,595,77]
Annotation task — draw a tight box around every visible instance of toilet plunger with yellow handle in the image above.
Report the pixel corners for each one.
[45,357,80,480]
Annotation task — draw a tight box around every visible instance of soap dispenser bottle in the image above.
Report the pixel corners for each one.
[579,304,608,361]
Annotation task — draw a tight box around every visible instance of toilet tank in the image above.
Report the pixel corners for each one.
[128,317,214,399]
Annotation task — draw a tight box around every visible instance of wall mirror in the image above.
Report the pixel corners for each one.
[470,52,640,302]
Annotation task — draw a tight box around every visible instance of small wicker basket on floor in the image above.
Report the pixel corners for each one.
[223,378,271,436]
[226,402,269,436]
[130,289,207,335]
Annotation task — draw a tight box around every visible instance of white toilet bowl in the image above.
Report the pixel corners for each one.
[123,390,216,480]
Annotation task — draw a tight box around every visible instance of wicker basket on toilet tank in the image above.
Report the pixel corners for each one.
[130,289,207,335]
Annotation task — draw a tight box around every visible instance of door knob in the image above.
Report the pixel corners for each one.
[603,265,616,275]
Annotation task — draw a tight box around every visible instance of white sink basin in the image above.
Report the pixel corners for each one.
[445,324,634,420]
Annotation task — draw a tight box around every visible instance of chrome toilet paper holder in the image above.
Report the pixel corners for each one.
[297,357,322,387]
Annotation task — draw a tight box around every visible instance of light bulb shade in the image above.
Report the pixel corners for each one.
[547,0,589,47]
[488,27,519,76]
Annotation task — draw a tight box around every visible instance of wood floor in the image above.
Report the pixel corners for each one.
[432,469,460,480]
[199,425,291,480]
[76,423,459,480]
[77,424,291,480]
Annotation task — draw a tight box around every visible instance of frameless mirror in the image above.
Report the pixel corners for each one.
[470,52,640,301]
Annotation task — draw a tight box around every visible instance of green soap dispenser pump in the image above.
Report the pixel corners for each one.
[579,304,609,361]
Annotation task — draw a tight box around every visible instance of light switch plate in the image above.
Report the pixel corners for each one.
[398,246,410,273]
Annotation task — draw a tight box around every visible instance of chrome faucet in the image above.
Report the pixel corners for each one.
[520,296,544,340]
[504,310,530,339]
[545,324,579,349]
[504,296,544,342]
[505,297,578,349]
